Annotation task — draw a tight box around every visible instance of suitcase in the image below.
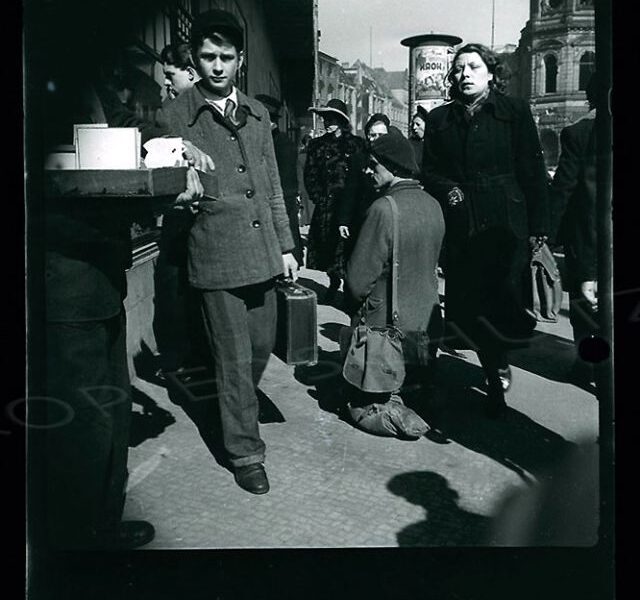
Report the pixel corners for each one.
[274,280,318,366]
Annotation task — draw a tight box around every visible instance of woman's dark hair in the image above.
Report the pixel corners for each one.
[160,43,196,70]
[446,43,511,100]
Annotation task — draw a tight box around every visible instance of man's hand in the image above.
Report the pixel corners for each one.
[182,140,215,172]
[580,280,598,311]
[282,253,299,281]
[174,166,204,213]
[338,225,350,239]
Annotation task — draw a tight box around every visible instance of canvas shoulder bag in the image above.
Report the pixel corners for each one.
[342,196,406,393]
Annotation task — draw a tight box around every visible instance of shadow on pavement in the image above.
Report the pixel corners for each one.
[297,276,345,309]
[294,348,349,421]
[129,386,176,448]
[319,321,344,344]
[509,330,595,395]
[410,354,575,483]
[387,471,490,546]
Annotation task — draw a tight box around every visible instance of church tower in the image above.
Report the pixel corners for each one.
[517,0,595,167]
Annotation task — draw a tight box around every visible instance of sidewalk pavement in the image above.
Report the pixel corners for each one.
[122,266,598,548]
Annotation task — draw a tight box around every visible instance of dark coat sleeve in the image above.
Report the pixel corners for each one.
[551,120,597,281]
[303,138,324,205]
[512,98,550,236]
[337,151,366,226]
[345,200,391,304]
[421,108,460,203]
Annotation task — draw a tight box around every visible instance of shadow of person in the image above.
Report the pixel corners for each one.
[408,354,575,483]
[162,366,230,470]
[129,386,176,448]
[387,471,490,546]
[294,348,348,420]
[508,330,595,395]
[296,276,345,308]
[319,321,344,344]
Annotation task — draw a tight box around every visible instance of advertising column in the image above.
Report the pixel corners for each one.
[401,34,462,123]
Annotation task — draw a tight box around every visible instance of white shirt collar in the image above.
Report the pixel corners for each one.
[205,87,239,115]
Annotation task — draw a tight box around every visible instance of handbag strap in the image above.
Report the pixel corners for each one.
[384,195,400,326]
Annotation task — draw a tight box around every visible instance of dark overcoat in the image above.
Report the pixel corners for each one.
[421,91,550,350]
[304,130,365,276]
[345,180,445,365]
[272,128,303,265]
[551,112,597,284]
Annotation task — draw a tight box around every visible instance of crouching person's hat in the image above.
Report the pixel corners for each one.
[370,129,419,177]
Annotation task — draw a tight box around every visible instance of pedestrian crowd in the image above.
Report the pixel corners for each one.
[40,7,600,551]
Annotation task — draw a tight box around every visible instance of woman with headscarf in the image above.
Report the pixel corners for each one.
[421,43,550,417]
[408,104,428,166]
[304,99,365,300]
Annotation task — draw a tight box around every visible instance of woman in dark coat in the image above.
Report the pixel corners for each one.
[421,43,549,417]
[344,131,445,438]
[304,99,365,298]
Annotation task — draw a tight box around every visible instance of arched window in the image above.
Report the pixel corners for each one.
[544,54,558,93]
[579,51,596,90]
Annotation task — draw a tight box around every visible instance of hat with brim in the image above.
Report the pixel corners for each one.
[309,98,350,124]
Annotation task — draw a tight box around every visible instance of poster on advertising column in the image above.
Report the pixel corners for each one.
[412,44,453,112]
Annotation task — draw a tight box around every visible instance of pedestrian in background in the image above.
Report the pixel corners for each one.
[550,73,598,385]
[336,113,392,253]
[421,43,549,418]
[154,42,204,379]
[409,104,428,166]
[304,98,365,301]
[256,93,304,266]
[297,132,314,227]
[160,42,200,102]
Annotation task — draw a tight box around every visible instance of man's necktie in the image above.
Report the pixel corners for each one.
[224,98,237,125]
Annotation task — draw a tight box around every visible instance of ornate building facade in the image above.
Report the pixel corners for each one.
[516,0,595,167]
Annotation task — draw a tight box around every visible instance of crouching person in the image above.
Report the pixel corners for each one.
[342,130,446,440]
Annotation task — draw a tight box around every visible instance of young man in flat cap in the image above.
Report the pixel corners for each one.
[158,9,298,494]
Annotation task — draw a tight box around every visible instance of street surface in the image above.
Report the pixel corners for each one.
[123,265,599,548]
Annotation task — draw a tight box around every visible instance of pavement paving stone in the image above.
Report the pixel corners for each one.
[123,266,598,549]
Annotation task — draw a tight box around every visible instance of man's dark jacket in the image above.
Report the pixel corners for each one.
[551,111,597,283]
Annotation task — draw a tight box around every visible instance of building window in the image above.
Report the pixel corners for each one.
[544,54,558,93]
[579,51,596,90]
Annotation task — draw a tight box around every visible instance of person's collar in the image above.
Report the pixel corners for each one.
[188,85,262,126]
[203,86,239,113]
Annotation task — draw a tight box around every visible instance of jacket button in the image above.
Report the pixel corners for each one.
[246,189,255,198]
[252,220,261,228]
[230,135,237,141]
[237,164,246,173]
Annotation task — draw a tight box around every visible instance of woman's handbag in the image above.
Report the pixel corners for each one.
[342,196,406,393]
[527,243,563,323]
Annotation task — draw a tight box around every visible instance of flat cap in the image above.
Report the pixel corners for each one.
[191,9,244,51]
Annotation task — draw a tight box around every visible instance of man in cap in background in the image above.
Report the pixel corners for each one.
[158,9,298,494]
[304,98,365,301]
[256,93,303,265]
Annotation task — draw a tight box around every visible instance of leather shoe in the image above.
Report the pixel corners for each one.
[94,520,155,550]
[234,463,270,495]
[497,366,512,392]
